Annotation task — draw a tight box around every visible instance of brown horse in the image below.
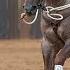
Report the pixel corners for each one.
[21,0,70,70]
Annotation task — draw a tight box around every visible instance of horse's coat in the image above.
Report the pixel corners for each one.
[23,0,70,70]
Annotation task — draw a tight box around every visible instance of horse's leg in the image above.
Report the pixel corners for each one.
[54,16,70,70]
[55,39,70,69]
[41,38,60,70]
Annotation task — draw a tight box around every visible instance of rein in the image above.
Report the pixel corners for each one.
[21,4,70,24]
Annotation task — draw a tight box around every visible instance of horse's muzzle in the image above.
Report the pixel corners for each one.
[23,4,37,15]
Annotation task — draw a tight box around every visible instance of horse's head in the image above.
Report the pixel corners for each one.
[23,0,42,15]
[21,0,43,24]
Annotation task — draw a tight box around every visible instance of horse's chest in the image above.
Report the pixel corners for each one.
[45,26,63,43]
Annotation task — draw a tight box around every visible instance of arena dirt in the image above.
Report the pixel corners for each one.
[0,39,69,70]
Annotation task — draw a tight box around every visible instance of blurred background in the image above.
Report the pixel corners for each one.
[0,0,44,70]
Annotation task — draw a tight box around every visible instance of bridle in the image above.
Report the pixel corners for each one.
[21,0,70,24]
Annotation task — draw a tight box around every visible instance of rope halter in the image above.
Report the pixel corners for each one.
[21,9,39,24]
[21,4,70,24]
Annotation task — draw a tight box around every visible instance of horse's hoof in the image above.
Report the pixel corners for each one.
[54,65,63,70]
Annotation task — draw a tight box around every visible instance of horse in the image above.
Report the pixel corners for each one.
[21,0,70,70]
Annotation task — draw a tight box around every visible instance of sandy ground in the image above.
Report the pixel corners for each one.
[0,39,69,70]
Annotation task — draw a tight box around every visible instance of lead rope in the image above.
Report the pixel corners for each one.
[21,9,39,24]
[21,4,70,24]
[45,4,70,20]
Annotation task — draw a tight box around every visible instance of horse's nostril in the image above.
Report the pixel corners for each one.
[24,8,32,15]
[26,9,31,14]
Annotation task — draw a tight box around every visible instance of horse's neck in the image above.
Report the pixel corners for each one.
[45,0,66,7]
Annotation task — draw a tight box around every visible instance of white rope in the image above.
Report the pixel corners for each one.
[21,4,70,24]
[47,13,63,20]
[45,4,70,20]
[50,4,70,11]
[21,9,39,24]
